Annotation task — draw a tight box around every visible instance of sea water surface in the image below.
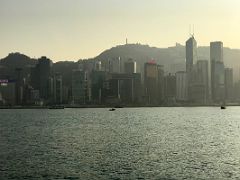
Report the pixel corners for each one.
[1,107,240,179]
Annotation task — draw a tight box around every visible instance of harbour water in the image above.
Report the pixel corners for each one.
[1,107,240,179]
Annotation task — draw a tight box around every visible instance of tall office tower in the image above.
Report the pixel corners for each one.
[91,71,106,104]
[124,59,137,74]
[0,82,16,105]
[210,41,225,102]
[95,61,102,71]
[107,73,142,104]
[224,68,233,102]
[186,36,197,73]
[176,71,188,102]
[53,73,63,104]
[144,61,158,105]
[190,60,209,104]
[163,73,176,105]
[30,56,52,101]
[110,57,122,73]
[210,42,223,62]
[197,60,209,100]
[72,70,88,104]
[15,68,23,105]
[157,65,164,104]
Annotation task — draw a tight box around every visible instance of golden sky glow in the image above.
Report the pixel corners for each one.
[0,0,240,61]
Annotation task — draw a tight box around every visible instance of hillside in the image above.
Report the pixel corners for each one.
[1,44,240,80]
[0,53,37,79]
[94,43,240,79]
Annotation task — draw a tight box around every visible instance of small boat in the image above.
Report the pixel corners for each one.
[109,108,116,111]
[221,106,226,109]
[49,105,65,109]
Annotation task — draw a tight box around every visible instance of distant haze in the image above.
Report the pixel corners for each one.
[1,0,240,61]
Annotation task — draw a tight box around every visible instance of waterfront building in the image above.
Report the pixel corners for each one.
[225,68,233,102]
[0,81,16,105]
[110,57,122,73]
[176,71,188,102]
[186,36,197,73]
[188,60,209,104]
[53,73,63,104]
[30,56,52,101]
[95,61,102,71]
[124,59,137,74]
[106,73,141,104]
[72,70,88,104]
[163,73,176,105]
[185,36,198,102]
[91,71,107,104]
[210,41,225,103]
[144,61,158,105]
[157,65,165,104]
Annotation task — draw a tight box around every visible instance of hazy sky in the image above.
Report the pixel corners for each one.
[0,0,240,61]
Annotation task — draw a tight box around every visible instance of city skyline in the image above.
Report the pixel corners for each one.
[1,0,240,61]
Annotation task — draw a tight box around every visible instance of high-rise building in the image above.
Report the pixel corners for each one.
[107,73,142,104]
[189,60,209,104]
[196,60,209,102]
[110,57,121,73]
[186,36,197,103]
[0,81,16,105]
[30,56,52,101]
[210,41,225,102]
[210,42,223,62]
[163,73,176,105]
[53,73,63,104]
[95,61,102,71]
[15,68,24,105]
[186,36,197,73]
[157,65,164,104]
[91,71,106,104]
[124,59,136,74]
[72,70,88,104]
[225,68,233,102]
[176,71,188,102]
[144,61,158,105]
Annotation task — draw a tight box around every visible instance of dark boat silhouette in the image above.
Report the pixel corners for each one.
[109,108,116,111]
[221,106,226,109]
[221,101,226,109]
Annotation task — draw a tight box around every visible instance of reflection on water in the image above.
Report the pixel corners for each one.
[1,107,240,179]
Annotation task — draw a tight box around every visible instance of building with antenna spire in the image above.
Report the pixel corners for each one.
[186,35,197,73]
[185,32,198,103]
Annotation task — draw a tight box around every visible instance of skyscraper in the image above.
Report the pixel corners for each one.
[157,65,164,104]
[144,61,158,105]
[72,70,88,104]
[53,73,63,104]
[196,60,209,102]
[124,59,136,74]
[186,36,197,73]
[176,71,188,102]
[110,57,121,73]
[163,73,176,105]
[225,68,233,102]
[210,42,223,62]
[210,41,225,102]
[30,56,52,102]
[189,60,209,104]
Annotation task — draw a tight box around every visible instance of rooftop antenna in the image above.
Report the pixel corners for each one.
[193,24,195,37]
[189,24,191,37]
